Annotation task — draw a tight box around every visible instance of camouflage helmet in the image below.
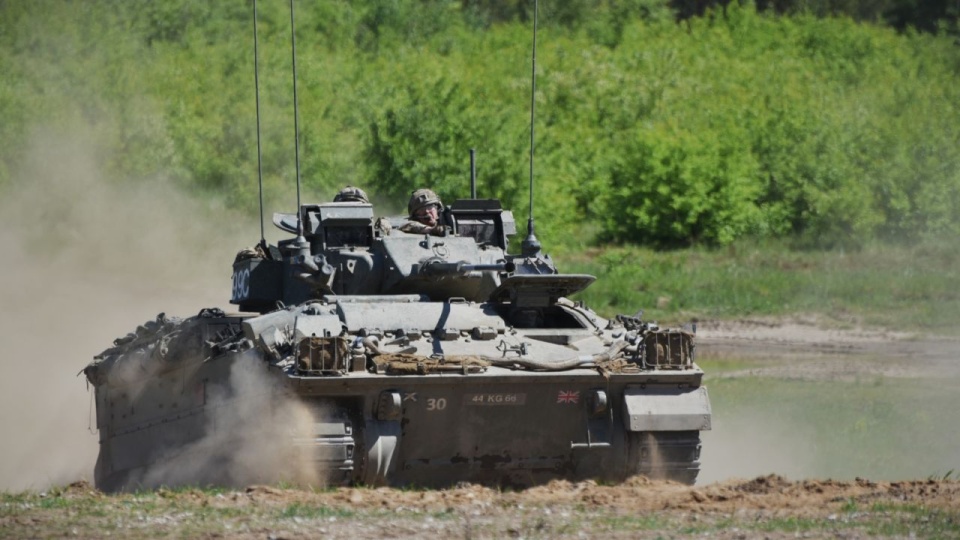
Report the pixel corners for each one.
[333,185,369,203]
[408,188,442,216]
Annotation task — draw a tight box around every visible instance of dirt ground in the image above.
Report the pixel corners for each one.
[696,316,960,380]
[5,473,959,538]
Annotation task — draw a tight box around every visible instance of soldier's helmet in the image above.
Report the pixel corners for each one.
[333,186,369,203]
[408,188,442,217]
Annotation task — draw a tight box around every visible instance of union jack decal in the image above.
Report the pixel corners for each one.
[557,390,580,404]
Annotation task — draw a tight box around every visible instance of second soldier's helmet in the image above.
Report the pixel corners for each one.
[333,186,369,203]
[408,188,442,217]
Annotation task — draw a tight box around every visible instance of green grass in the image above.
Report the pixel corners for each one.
[742,516,826,534]
[864,505,960,538]
[277,503,358,520]
[3,487,958,538]
[684,507,960,537]
[591,513,671,531]
[560,239,960,333]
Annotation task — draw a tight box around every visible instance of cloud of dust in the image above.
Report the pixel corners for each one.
[0,126,257,491]
[695,331,960,483]
[698,409,819,484]
[136,352,320,490]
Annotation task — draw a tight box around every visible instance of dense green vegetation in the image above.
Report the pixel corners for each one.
[2,1,959,251]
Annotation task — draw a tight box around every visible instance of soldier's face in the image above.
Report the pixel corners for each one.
[414,205,439,226]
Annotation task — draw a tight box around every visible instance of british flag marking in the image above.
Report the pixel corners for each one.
[557,390,580,404]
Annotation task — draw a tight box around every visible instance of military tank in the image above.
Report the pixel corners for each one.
[83,0,710,492]
[83,187,712,491]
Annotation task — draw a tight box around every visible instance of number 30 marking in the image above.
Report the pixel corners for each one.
[426,398,447,411]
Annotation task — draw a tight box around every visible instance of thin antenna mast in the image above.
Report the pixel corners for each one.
[521,0,542,257]
[289,0,304,238]
[470,148,477,199]
[252,0,265,246]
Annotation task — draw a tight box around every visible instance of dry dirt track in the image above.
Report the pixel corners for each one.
[695,317,960,380]
[6,475,959,539]
[217,475,960,531]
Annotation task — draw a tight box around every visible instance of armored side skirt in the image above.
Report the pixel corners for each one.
[92,365,709,490]
[286,370,710,488]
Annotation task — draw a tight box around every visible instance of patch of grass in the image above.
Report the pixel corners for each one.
[863,505,960,537]
[36,496,76,510]
[841,498,859,512]
[928,470,955,481]
[277,503,357,520]
[3,485,959,539]
[560,240,960,333]
[752,516,835,534]
[0,492,30,505]
[592,513,670,531]
[426,509,459,521]
[674,508,958,537]
[676,515,736,535]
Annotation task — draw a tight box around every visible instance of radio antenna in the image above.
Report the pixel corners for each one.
[252,0,265,247]
[288,0,304,239]
[521,0,542,257]
[470,148,477,199]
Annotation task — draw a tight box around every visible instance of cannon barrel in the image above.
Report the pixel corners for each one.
[420,260,516,276]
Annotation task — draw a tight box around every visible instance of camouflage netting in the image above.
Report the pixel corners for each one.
[83,309,225,387]
[374,354,490,375]
[372,340,637,374]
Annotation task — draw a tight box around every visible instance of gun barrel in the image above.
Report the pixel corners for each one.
[422,261,515,276]
[463,262,516,273]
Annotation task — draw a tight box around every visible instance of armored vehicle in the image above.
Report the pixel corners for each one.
[84,196,712,491]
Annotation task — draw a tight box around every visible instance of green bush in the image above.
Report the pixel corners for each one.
[601,125,763,246]
[364,68,528,212]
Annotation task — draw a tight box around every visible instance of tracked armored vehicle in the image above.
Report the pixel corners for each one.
[83,0,710,492]
[84,198,712,491]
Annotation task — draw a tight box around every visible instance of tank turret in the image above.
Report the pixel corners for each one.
[231,197,545,312]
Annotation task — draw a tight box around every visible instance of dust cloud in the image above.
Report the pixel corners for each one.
[136,352,321,490]
[695,324,960,484]
[699,411,818,483]
[0,127,253,491]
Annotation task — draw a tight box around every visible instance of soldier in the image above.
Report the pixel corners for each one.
[400,188,446,236]
[333,185,369,203]
[332,185,395,236]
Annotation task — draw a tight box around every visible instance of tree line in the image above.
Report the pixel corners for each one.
[460,0,959,35]
[1,1,958,250]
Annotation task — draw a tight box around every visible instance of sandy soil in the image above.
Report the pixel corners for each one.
[235,473,960,524]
